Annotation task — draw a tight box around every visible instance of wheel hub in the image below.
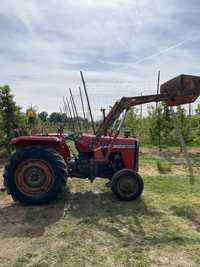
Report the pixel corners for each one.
[118,176,138,197]
[15,160,54,197]
[24,167,46,188]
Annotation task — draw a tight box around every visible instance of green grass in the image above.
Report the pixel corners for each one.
[1,148,200,266]
[0,190,6,198]
[140,154,160,164]
[2,175,199,267]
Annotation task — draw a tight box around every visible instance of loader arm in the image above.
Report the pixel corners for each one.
[95,74,200,139]
[95,94,175,139]
[95,93,198,139]
[94,76,200,162]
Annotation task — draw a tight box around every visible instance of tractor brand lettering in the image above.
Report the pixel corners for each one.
[101,144,136,149]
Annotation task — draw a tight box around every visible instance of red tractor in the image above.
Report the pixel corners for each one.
[3,74,200,204]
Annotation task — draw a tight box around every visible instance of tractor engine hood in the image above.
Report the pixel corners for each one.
[75,133,138,154]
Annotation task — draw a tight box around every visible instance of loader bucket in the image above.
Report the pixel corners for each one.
[160,74,200,106]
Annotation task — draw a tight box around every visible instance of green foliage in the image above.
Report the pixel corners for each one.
[0,84,199,151]
[125,108,140,137]
[0,85,28,148]
[148,103,175,148]
[176,106,192,144]
[125,103,199,148]
[49,112,64,123]
[192,104,200,145]
[156,160,171,173]
[125,108,149,144]
[38,111,48,122]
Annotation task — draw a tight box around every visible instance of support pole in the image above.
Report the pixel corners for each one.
[59,105,65,134]
[69,88,82,131]
[66,97,75,132]
[100,108,106,135]
[156,70,160,109]
[156,70,161,152]
[100,108,106,122]
[140,92,143,138]
[140,92,143,120]
[170,107,194,184]
[80,71,96,134]
[79,87,86,120]
[79,87,88,130]
[63,96,72,132]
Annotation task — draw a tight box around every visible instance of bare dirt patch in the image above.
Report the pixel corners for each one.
[140,147,200,177]
[0,194,66,266]
[149,249,194,267]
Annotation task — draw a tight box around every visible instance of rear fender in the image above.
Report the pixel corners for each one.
[10,136,70,161]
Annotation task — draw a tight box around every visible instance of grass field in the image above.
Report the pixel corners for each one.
[0,147,200,267]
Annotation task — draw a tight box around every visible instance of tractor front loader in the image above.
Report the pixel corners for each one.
[3,74,200,204]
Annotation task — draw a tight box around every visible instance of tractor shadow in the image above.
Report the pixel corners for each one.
[170,204,200,232]
[64,190,164,245]
[64,189,200,247]
[0,186,158,243]
[0,191,68,239]
[0,185,196,247]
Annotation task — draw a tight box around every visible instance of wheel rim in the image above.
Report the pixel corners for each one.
[15,160,55,197]
[118,175,138,198]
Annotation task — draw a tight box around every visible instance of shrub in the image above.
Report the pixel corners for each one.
[156,160,171,173]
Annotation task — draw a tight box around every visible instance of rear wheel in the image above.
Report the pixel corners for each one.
[111,169,144,201]
[3,147,68,204]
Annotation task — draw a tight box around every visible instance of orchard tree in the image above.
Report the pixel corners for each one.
[125,108,140,137]
[162,104,175,145]
[38,111,48,122]
[192,104,200,145]
[125,107,149,144]
[0,112,4,146]
[0,85,27,148]
[148,103,174,150]
[175,106,192,149]
[49,112,67,123]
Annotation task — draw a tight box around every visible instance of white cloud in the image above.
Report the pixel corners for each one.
[0,0,199,117]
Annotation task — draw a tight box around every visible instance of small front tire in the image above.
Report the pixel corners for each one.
[111,169,144,201]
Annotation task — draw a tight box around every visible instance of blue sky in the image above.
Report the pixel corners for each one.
[0,0,200,118]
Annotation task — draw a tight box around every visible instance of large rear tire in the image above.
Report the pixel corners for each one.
[3,147,68,205]
[111,169,144,201]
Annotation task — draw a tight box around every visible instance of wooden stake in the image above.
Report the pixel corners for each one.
[170,107,194,184]
[69,88,81,131]
[79,87,86,120]
[80,71,96,134]
[156,70,161,152]
[66,97,75,132]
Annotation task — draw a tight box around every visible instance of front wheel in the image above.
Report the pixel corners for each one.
[111,169,144,201]
[3,147,68,205]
